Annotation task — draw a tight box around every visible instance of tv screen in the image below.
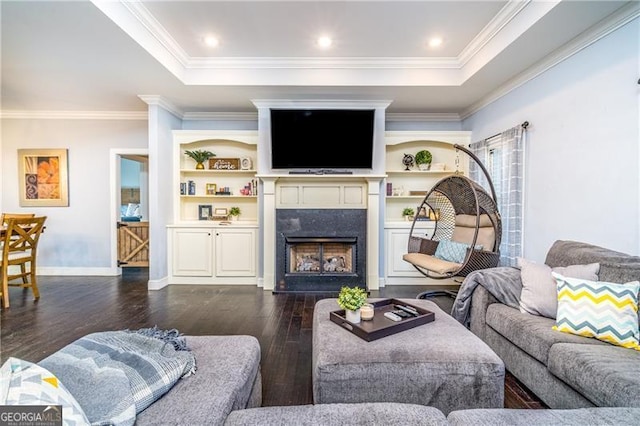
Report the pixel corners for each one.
[270,109,375,170]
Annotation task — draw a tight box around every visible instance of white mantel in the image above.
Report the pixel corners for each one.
[260,174,385,291]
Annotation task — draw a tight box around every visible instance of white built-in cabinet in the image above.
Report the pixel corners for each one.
[171,227,214,277]
[168,130,259,285]
[383,131,471,285]
[168,225,257,284]
[167,128,472,287]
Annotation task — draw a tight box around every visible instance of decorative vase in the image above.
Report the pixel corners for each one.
[196,162,205,170]
[230,215,239,221]
[345,308,361,324]
[418,163,431,171]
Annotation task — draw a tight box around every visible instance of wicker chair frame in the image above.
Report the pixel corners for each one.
[404,144,502,281]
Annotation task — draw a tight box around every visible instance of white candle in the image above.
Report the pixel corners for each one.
[361,303,374,321]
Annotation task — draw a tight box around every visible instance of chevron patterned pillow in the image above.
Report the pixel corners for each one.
[552,272,640,351]
[0,357,90,424]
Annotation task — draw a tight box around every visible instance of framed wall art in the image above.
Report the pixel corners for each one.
[18,149,69,207]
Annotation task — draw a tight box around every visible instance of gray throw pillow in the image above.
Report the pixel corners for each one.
[518,258,600,318]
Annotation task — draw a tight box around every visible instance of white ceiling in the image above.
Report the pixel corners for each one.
[2,0,637,118]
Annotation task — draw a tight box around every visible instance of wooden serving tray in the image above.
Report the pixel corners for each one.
[329,298,435,342]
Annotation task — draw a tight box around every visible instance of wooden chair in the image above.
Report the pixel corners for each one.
[0,216,47,309]
[1,213,36,283]
[1,213,36,224]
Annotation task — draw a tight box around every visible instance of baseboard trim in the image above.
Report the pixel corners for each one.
[148,276,168,291]
[37,267,119,276]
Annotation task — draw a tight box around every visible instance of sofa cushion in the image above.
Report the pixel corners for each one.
[545,240,640,269]
[447,407,640,425]
[486,304,606,366]
[600,262,640,284]
[518,258,599,318]
[553,273,640,350]
[225,403,449,426]
[548,343,640,407]
[136,336,261,426]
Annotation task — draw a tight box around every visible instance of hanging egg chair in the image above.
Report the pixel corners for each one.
[402,145,502,282]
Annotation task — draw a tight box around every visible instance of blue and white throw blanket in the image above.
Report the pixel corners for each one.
[39,327,196,426]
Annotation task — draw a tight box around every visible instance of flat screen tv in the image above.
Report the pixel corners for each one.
[270,109,375,170]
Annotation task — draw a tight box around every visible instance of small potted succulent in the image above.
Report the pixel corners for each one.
[229,206,241,221]
[402,207,415,221]
[185,149,216,170]
[337,286,367,324]
[415,150,432,171]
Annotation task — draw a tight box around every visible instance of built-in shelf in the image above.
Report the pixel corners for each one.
[385,170,458,175]
[180,195,258,199]
[180,169,257,174]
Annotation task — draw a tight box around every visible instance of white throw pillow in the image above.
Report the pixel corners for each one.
[0,357,90,425]
[518,258,600,319]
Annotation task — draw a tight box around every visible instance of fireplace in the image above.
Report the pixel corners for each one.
[276,209,366,292]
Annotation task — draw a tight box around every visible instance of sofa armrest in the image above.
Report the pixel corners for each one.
[469,285,499,341]
[452,266,522,329]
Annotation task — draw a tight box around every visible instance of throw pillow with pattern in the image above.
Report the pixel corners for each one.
[552,273,640,351]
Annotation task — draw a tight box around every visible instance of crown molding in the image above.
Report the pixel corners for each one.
[138,95,183,119]
[0,110,148,120]
[460,1,640,120]
[458,0,531,67]
[182,112,258,121]
[386,113,461,122]
[100,0,544,75]
[252,99,393,109]
[187,56,460,70]
[121,0,190,67]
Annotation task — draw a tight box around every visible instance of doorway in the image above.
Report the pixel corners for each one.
[110,149,149,273]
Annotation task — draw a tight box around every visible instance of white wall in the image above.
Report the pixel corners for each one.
[463,18,640,261]
[1,118,148,273]
[147,105,181,288]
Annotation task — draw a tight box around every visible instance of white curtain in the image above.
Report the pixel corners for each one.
[469,125,525,267]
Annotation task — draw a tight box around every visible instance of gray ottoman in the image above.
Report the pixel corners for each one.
[225,402,448,425]
[312,298,504,415]
[447,407,640,425]
[137,336,262,426]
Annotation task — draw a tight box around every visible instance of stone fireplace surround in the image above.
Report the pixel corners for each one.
[275,209,367,292]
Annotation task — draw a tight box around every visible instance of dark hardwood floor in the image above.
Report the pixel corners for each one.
[0,269,546,409]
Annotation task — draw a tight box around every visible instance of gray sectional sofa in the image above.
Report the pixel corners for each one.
[467,240,640,409]
[31,241,640,424]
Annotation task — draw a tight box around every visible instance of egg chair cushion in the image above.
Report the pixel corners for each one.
[403,252,462,275]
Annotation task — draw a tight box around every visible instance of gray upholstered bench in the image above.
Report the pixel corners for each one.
[312,298,505,415]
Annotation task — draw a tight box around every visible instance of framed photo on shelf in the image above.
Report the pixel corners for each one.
[214,208,228,216]
[198,204,212,220]
[206,183,217,195]
[18,148,69,207]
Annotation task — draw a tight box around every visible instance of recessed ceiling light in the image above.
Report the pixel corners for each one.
[317,36,332,49]
[204,35,219,47]
[428,37,443,48]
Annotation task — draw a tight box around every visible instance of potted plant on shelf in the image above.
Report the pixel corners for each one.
[415,150,432,171]
[229,206,241,221]
[185,149,216,170]
[337,286,367,324]
[402,207,415,221]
